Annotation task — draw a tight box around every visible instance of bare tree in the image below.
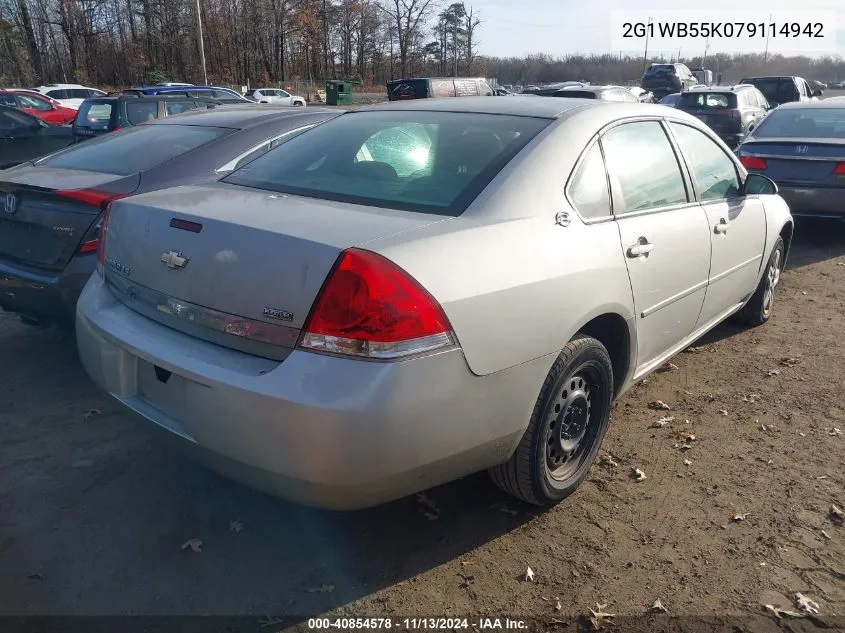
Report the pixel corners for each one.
[379,0,434,78]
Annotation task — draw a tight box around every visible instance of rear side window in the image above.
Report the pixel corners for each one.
[76,101,113,129]
[568,143,610,219]
[747,79,799,104]
[678,92,735,109]
[38,124,229,174]
[65,89,92,99]
[46,89,66,99]
[669,123,740,201]
[125,101,159,124]
[225,111,549,216]
[212,90,237,99]
[389,80,429,99]
[165,101,198,115]
[601,121,688,213]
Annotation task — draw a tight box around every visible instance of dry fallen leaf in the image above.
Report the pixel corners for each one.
[180,538,203,553]
[821,530,831,540]
[799,432,807,437]
[650,416,675,428]
[524,566,535,582]
[82,409,102,420]
[765,604,803,619]
[460,560,473,566]
[742,394,761,403]
[685,345,708,353]
[828,428,843,436]
[732,513,750,522]
[795,593,820,615]
[650,598,668,613]
[631,467,647,482]
[648,400,671,411]
[683,459,693,466]
[830,504,845,526]
[229,520,243,534]
[658,362,679,372]
[779,357,800,367]
[555,598,562,612]
[307,584,335,593]
[766,370,780,377]
[719,409,729,416]
[599,453,619,468]
[588,603,615,630]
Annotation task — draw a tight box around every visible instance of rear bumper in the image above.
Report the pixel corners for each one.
[76,275,548,509]
[0,254,94,324]
[776,183,845,218]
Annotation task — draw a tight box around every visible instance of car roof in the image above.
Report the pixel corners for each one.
[771,100,845,110]
[740,76,796,80]
[149,104,337,127]
[359,95,596,119]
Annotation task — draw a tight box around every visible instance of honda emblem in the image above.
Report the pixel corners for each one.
[4,193,18,215]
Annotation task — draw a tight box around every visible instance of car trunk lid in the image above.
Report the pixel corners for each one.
[741,139,845,183]
[0,167,139,271]
[101,184,448,359]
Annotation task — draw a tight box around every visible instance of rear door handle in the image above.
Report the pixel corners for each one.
[627,240,654,258]
[714,219,729,234]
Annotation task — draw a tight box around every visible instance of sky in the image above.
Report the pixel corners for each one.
[470,0,845,59]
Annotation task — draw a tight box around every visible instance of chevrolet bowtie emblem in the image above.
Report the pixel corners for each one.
[161,250,189,269]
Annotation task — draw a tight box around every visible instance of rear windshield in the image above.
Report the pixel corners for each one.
[38,124,229,174]
[742,79,797,104]
[224,111,550,215]
[388,80,429,99]
[678,92,737,109]
[76,101,113,129]
[554,90,596,99]
[646,65,676,76]
[752,108,845,139]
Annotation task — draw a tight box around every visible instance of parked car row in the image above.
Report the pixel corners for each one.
[2,94,798,512]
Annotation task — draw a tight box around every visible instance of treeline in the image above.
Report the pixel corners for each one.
[1,0,844,90]
[485,52,845,87]
[0,0,484,88]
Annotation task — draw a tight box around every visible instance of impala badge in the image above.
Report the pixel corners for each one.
[4,193,18,215]
[161,250,189,269]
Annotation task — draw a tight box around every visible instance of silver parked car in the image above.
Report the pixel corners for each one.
[76,96,794,510]
[0,106,340,325]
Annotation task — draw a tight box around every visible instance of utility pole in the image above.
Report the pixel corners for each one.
[642,16,652,72]
[763,13,771,64]
[196,0,208,85]
[702,35,709,67]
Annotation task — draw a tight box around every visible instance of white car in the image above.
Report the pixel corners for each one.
[33,84,107,110]
[245,88,306,107]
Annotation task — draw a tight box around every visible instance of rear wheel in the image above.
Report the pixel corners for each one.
[489,334,614,507]
[737,237,784,326]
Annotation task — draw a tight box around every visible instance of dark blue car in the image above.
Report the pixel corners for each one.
[737,100,845,219]
[125,85,252,104]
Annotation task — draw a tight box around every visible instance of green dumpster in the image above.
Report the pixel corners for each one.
[325,80,353,105]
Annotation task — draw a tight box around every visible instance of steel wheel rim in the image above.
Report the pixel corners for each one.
[545,366,603,481]
[762,248,782,318]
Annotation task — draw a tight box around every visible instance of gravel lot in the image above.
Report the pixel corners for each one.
[0,219,843,628]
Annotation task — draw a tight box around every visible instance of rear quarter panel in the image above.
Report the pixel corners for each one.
[364,110,637,378]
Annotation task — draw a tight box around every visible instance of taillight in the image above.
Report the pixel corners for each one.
[55,188,126,256]
[95,201,115,277]
[300,248,455,360]
[740,155,767,170]
[833,162,845,175]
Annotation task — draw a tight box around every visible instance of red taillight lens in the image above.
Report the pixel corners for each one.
[833,162,845,175]
[95,201,115,277]
[740,155,768,170]
[56,188,126,256]
[300,248,454,359]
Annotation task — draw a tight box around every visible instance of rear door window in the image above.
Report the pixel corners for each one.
[45,89,67,100]
[125,101,159,124]
[76,101,113,129]
[65,89,92,99]
[165,101,199,115]
[37,124,230,174]
[601,121,688,213]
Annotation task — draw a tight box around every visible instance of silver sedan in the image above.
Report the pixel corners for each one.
[76,96,793,509]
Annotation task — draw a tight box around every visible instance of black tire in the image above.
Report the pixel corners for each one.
[489,334,614,507]
[737,237,784,327]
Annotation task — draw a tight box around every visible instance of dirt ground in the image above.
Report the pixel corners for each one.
[0,219,843,630]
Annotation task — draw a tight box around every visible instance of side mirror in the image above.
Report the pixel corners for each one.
[743,173,778,196]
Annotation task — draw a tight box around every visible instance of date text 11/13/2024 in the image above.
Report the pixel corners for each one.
[307,618,528,630]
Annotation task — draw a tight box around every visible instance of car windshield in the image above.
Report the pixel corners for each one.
[678,92,736,109]
[224,111,550,216]
[743,79,798,104]
[752,108,845,138]
[38,124,229,174]
[76,101,113,129]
